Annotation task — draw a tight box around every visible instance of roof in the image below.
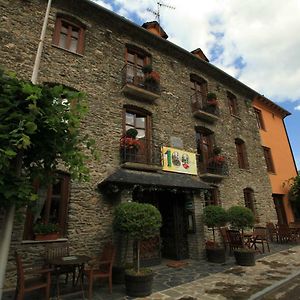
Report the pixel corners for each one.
[191,48,209,62]
[142,21,168,39]
[82,0,288,112]
[98,168,210,191]
[255,96,291,118]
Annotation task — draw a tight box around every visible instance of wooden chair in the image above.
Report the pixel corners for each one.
[226,229,245,250]
[83,242,116,300]
[219,227,231,252]
[15,252,52,300]
[251,226,270,253]
[266,222,278,242]
[45,243,76,286]
[277,224,296,243]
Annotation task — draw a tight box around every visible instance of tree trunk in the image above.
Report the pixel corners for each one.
[0,205,15,300]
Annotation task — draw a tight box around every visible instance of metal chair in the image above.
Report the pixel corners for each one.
[15,252,52,300]
[83,242,116,299]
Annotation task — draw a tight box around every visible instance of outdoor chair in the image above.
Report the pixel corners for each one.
[44,243,76,286]
[15,252,52,300]
[219,227,231,253]
[226,229,246,250]
[266,222,279,242]
[277,224,297,243]
[83,242,116,300]
[251,226,270,253]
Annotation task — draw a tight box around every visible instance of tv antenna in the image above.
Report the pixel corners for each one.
[147,1,175,27]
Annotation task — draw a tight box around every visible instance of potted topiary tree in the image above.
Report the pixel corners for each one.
[227,206,256,266]
[114,202,162,297]
[203,205,228,263]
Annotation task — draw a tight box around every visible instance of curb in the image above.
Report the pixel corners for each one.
[249,269,300,300]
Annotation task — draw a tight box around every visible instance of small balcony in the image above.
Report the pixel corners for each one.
[198,158,229,181]
[191,92,220,123]
[121,64,161,102]
[120,138,161,171]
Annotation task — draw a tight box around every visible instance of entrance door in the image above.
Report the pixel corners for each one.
[159,191,189,260]
[273,194,288,225]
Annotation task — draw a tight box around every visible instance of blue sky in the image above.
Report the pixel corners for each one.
[93,0,300,170]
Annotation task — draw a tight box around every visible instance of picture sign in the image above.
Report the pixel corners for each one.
[162,146,197,175]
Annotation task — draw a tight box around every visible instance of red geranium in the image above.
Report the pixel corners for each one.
[209,155,225,165]
[120,136,143,150]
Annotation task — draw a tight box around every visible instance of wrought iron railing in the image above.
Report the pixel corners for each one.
[120,137,162,166]
[197,157,229,176]
[191,92,220,116]
[121,64,161,94]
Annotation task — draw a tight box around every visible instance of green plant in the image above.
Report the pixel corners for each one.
[203,205,227,246]
[125,128,138,139]
[33,223,59,234]
[207,92,217,101]
[141,64,153,74]
[285,175,300,203]
[114,202,162,274]
[227,206,255,243]
[0,68,98,210]
[213,147,222,155]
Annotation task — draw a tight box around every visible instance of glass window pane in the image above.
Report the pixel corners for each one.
[61,25,68,34]
[126,113,134,125]
[137,129,145,138]
[59,33,67,48]
[136,117,145,128]
[70,38,78,52]
[72,29,79,38]
[127,53,135,63]
[137,57,143,66]
[126,125,134,132]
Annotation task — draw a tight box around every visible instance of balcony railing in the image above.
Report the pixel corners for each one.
[198,157,229,181]
[121,64,160,102]
[191,92,220,122]
[120,138,162,169]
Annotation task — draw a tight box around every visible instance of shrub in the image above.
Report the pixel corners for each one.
[33,223,58,234]
[227,206,255,232]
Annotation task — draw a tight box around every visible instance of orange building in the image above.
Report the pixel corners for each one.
[253,96,298,224]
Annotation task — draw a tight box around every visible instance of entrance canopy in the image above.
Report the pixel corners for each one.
[98,168,210,191]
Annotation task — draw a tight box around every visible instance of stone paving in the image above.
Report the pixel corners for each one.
[3,243,300,300]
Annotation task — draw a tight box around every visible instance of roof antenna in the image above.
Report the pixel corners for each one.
[147,1,175,35]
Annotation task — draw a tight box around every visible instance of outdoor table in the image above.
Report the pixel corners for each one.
[47,255,91,299]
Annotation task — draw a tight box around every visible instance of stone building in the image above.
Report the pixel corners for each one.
[0,0,279,288]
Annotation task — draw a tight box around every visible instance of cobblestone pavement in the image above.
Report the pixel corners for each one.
[3,243,300,300]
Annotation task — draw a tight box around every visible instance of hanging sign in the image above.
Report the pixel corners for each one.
[162,146,197,175]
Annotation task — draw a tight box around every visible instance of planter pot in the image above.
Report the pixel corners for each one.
[234,250,255,266]
[35,232,59,241]
[125,271,154,297]
[206,247,226,263]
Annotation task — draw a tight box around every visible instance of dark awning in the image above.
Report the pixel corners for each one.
[98,168,210,191]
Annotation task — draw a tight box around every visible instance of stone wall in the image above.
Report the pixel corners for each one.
[0,0,276,288]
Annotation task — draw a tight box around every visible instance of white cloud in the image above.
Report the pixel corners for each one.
[92,0,113,10]
[295,105,300,111]
[93,0,300,102]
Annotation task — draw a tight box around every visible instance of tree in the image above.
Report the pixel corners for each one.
[0,69,96,297]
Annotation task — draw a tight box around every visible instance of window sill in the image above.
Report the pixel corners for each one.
[268,171,276,175]
[51,44,84,57]
[21,238,68,244]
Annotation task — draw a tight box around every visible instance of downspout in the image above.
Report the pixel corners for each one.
[31,0,52,84]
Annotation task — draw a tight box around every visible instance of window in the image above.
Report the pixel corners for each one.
[190,75,208,105]
[254,108,265,130]
[122,106,152,163]
[263,146,275,173]
[23,172,70,240]
[243,188,256,215]
[235,138,249,169]
[195,127,214,170]
[227,91,238,116]
[204,186,221,206]
[53,17,85,54]
[125,47,151,84]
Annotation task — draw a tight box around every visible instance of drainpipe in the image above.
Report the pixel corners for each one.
[31,0,52,84]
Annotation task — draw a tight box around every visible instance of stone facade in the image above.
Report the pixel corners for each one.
[0,0,276,289]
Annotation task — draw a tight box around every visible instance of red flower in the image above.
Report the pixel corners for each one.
[120,137,143,150]
[209,155,225,165]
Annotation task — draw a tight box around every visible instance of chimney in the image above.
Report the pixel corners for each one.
[142,21,168,39]
[191,48,209,62]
